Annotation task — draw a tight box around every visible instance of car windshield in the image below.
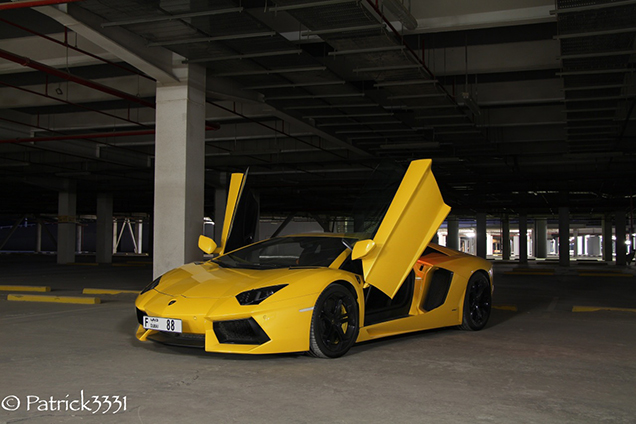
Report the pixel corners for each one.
[211,236,355,270]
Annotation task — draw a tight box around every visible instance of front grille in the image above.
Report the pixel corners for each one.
[213,318,270,345]
[146,332,205,348]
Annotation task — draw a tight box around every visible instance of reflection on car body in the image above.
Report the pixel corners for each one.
[134,159,493,358]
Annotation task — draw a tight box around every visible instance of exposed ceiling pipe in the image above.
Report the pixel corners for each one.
[0,47,155,109]
[0,80,151,129]
[363,0,462,110]
[0,0,84,10]
[0,48,220,132]
[0,129,156,145]
[0,17,154,81]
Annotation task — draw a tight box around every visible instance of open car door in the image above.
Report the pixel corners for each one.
[352,159,451,299]
[217,171,259,255]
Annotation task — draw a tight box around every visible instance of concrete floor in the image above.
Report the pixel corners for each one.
[1,255,635,424]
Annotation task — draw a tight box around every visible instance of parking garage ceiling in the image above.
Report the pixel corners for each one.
[0,0,634,217]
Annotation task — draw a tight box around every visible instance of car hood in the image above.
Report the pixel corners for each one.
[154,261,325,299]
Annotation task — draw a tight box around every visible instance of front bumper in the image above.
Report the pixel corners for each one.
[135,291,317,355]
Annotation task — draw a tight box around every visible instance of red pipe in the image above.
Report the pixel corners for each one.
[0,80,150,128]
[0,129,156,144]
[0,47,155,109]
[0,0,84,10]
[0,18,154,81]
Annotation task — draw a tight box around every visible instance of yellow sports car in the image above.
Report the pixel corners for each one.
[135,159,493,358]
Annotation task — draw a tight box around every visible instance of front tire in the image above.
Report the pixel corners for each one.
[309,284,359,358]
[459,273,492,331]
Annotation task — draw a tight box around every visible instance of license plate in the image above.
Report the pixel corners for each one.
[143,316,182,333]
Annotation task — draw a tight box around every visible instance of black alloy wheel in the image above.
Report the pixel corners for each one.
[459,273,492,331]
[309,284,359,358]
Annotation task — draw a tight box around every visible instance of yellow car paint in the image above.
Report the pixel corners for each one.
[134,159,492,357]
[358,159,451,299]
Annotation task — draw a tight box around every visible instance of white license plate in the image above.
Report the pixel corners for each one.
[143,316,182,333]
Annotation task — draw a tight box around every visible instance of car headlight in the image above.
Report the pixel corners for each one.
[140,276,162,295]
[236,285,287,305]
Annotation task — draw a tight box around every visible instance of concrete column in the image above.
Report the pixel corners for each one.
[502,214,511,260]
[602,215,613,262]
[476,213,487,259]
[135,220,143,254]
[353,213,365,233]
[615,209,627,266]
[57,188,76,264]
[76,225,83,253]
[36,221,42,253]
[96,193,113,263]
[559,207,570,267]
[535,218,548,259]
[213,181,227,244]
[518,214,528,264]
[446,216,459,250]
[153,64,206,278]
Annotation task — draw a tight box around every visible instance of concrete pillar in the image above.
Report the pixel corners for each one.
[602,215,613,262]
[446,216,459,250]
[476,213,487,259]
[213,181,227,244]
[616,209,627,266]
[353,213,365,233]
[559,207,570,267]
[502,214,510,260]
[153,64,206,278]
[535,218,548,259]
[135,220,143,254]
[96,193,113,263]
[57,188,76,264]
[36,221,42,253]
[76,225,83,253]
[518,213,528,264]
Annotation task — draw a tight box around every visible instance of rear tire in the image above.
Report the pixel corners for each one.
[309,284,359,358]
[459,273,491,331]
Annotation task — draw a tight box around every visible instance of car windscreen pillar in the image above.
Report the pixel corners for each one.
[153,63,206,278]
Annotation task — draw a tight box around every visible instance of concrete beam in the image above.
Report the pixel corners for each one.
[36,3,178,83]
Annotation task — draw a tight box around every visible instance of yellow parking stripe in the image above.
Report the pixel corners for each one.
[493,305,518,312]
[82,288,139,295]
[7,294,101,305]
[573,306,636,313]
[0,285,51,292]
[578,273,633,277]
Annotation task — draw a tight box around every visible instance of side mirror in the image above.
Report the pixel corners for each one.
[351,239,376,260]
[198,235,217,254]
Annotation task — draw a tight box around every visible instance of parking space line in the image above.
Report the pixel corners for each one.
[493,305,518,312]
[572,306,636,313]
[577,273,633,277]
[0,285,51,292]
[83,288,139,295]
[7,294,101,305]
